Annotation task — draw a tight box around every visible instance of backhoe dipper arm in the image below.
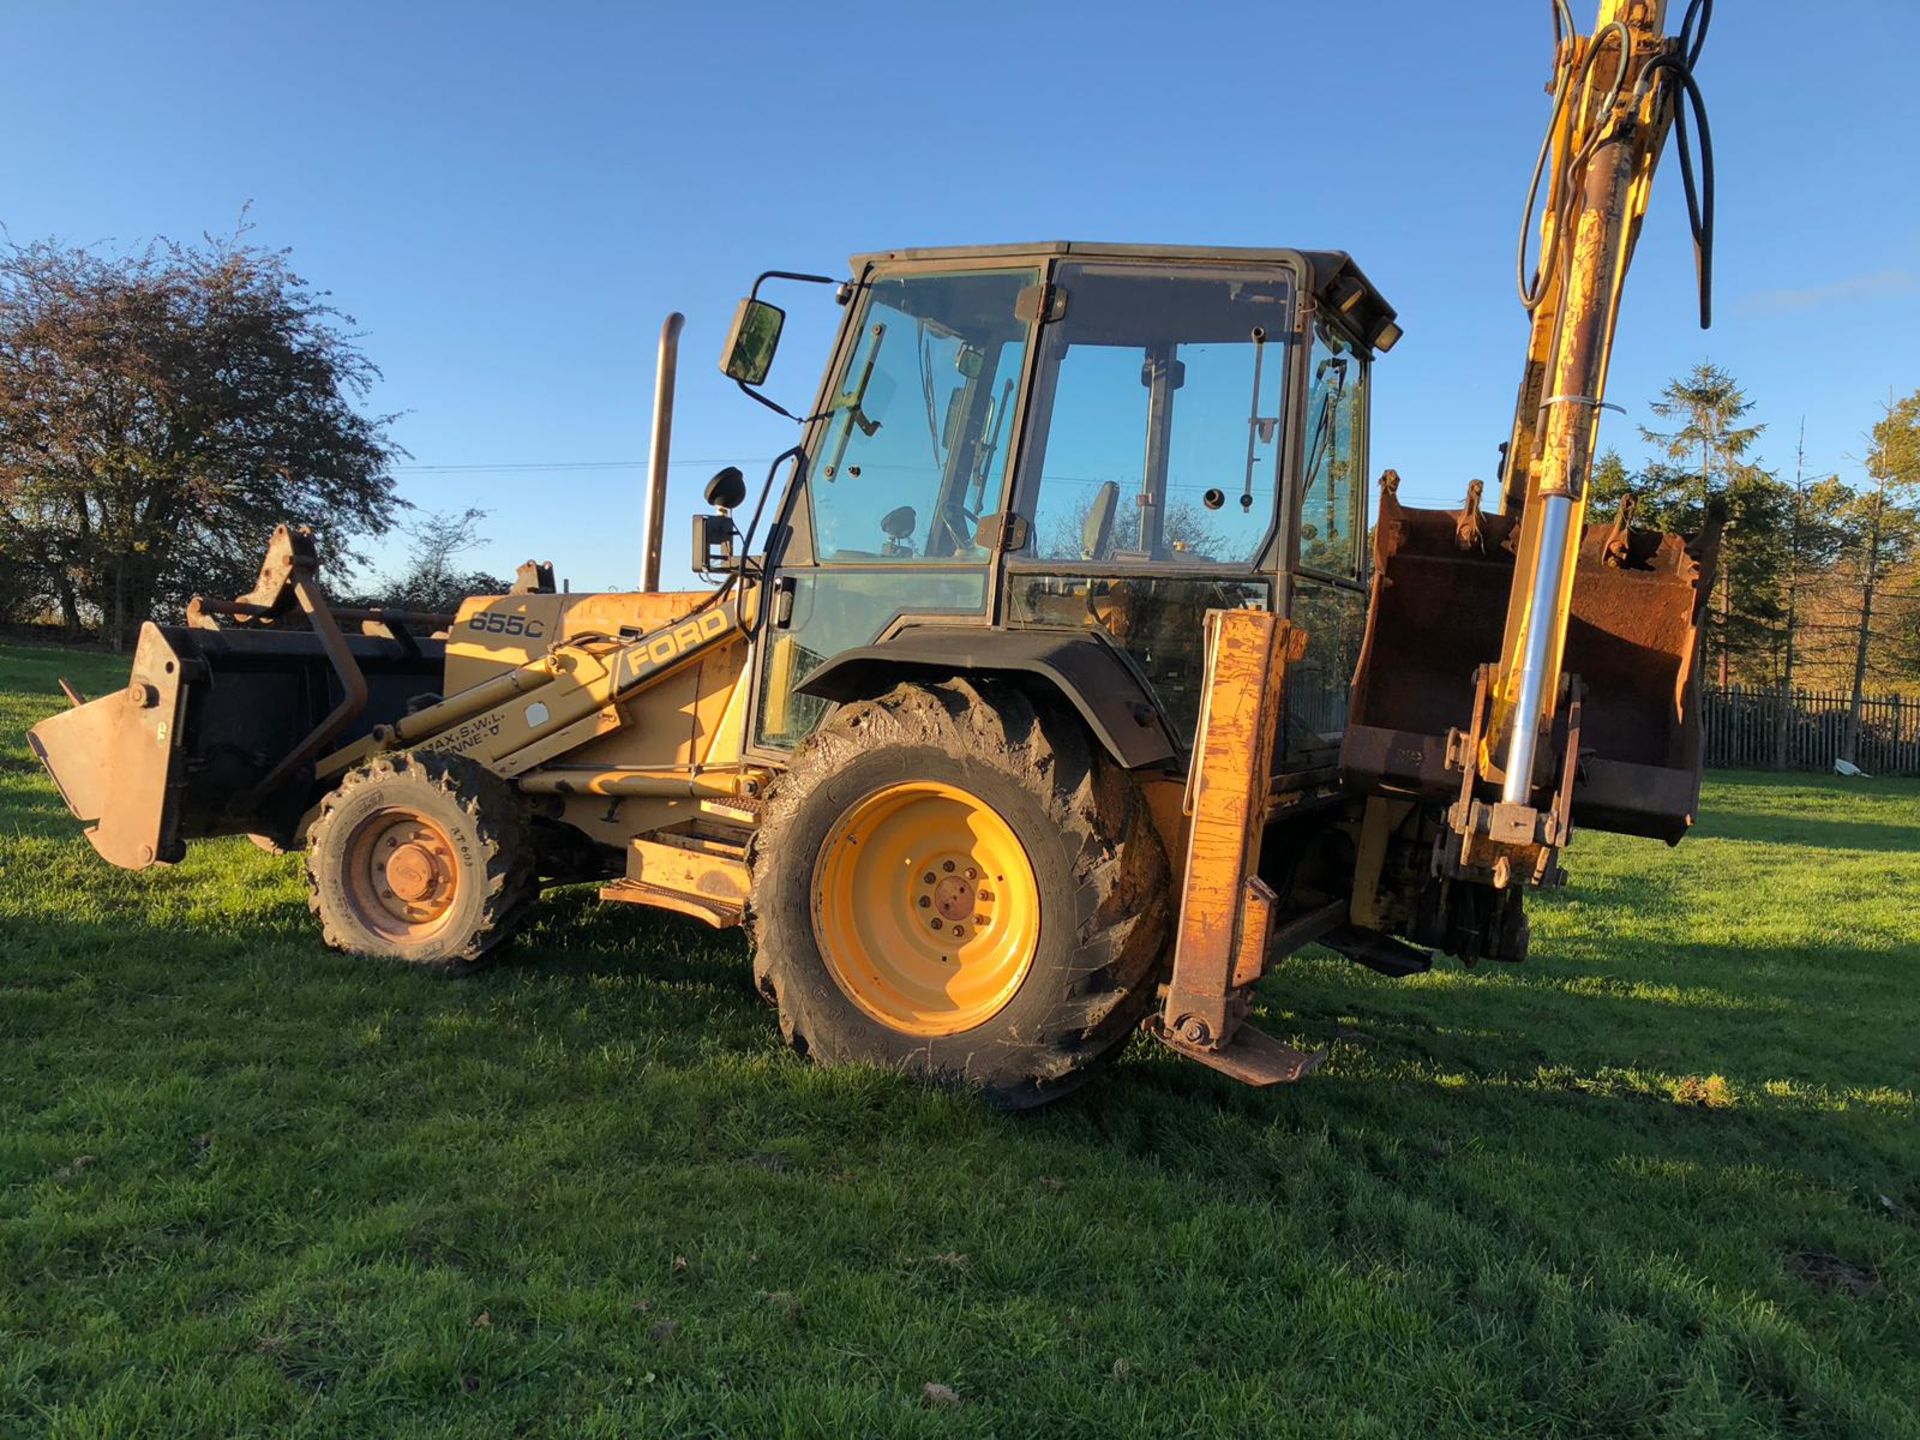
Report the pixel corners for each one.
[1488,0,1708,809]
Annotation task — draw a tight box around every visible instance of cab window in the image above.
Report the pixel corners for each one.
[1298,318,1368,579]
[1020,264,1294,568]
[806,269,1035,562]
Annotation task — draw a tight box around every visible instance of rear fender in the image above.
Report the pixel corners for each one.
[795,625,1179,772]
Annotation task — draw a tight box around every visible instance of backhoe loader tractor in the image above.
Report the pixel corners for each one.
[30,0,1719,1105]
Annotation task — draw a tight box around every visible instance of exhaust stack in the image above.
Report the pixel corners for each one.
[640,311,685,592]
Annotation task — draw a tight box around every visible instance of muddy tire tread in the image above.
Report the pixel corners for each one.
[749,676,1169,1107]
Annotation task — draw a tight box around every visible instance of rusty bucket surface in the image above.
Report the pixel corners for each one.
[1343,499,1716,842]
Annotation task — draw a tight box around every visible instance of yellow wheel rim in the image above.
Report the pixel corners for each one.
[812,781,1041,1037]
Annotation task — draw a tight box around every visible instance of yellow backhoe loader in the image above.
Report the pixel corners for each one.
[30,0,1719,1105]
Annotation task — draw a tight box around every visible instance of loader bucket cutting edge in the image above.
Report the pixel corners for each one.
[1343,501,1717,842]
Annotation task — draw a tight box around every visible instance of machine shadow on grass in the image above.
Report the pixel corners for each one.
[364,881,1920,1196]
[510,885,758,994]
[3,716,1910,1199]
[1691,811,1920,852]
[8,835,1899,1127]
[13,891,1894,1224]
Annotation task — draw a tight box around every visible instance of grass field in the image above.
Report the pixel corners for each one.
[2,641,1916,1439]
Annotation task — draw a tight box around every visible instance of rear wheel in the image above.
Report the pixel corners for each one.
[751,677,1169,1107]
[305,751,536,971]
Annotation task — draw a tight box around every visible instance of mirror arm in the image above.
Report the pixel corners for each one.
[748,269,837,302]
[730,271,841,423]
[734,377,812,423]
[738,443,807,563]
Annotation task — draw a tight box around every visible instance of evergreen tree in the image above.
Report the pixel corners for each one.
[1636,363,1787,686]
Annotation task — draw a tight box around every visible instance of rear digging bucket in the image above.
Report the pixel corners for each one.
[1342,497,1717,841]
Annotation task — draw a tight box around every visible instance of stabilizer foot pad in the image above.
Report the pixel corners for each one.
[1147,1018,1325,1086]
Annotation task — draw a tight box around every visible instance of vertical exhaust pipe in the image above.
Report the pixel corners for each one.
[641,311,685,593]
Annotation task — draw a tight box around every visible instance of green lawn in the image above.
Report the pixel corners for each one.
[2,640,1916,1439]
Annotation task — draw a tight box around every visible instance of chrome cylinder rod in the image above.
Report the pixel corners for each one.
[1501,491,1574,803]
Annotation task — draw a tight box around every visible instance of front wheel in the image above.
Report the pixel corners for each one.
[304,751,536,972]
[750,678,1169,1107]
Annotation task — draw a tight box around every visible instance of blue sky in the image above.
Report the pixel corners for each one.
[5,0,1916,590]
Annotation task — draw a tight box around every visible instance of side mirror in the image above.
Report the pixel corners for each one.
[720,299,785,385]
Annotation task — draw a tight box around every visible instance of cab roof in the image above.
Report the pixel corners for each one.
[846,241,1400,353]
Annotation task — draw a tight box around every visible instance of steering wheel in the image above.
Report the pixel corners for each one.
[933,500,978,555]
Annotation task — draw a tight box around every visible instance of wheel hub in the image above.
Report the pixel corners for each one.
[384,841,442,903]
[930,869,977,925]
[344,809,461,940]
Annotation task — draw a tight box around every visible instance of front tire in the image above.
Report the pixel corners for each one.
[305,751,536,971]
[750,677,1169,1107]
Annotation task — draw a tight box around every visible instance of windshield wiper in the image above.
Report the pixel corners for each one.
[1241,325,1280,512]
[822,321,887,481]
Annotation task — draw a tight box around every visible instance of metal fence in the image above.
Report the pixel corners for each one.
[1702,685,1920,775]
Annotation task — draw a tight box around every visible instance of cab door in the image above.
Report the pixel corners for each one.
[748,263,1039,752]
[1283,312,1370,763]
[1003,261,1295,744]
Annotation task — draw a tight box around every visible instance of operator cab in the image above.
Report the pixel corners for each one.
[714,242,1398,769]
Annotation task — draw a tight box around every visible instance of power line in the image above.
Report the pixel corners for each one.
[394,457,769,474]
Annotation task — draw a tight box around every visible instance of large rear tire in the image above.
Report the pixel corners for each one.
[750,677,1170,1107]
[305,751,536,972]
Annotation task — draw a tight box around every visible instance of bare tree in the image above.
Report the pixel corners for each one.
[1840,391,1920,764]
[349,506,510,615]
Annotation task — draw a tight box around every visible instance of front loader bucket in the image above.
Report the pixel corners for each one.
[29,620,443,869]
[1342,500,1717,842]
